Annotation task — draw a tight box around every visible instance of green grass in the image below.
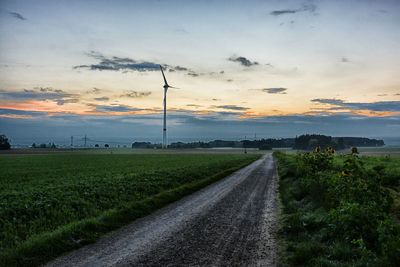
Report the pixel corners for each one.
[274,151,400,267]
[0,153,260,266]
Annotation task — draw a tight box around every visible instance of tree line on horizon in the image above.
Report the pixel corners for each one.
[0,134,385,150]
[132,134,385,150]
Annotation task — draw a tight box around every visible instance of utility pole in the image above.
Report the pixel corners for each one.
[70,136,73,147]
[84,134,87,147]
[244,135,247,154]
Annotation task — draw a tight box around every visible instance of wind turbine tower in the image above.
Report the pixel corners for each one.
[159,65,178,149]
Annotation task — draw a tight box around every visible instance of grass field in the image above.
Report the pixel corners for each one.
[275,150,400,266]
[0,147,265,155]
[0,152,260,266]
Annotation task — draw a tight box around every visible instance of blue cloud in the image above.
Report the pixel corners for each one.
[212,105,249,111]
[0,88,79,106]
[93,97,109,101]
[94,104,143,112]
[270,4,317,16]
[228,56,259,67]
[1,109,399,146]
[9,11,26,20]
[270,9,298,15]
[0,108,47,116]
[312,99,400,112]
[262,88,287,94]
[74,51,189,72]
[120,91,152,98]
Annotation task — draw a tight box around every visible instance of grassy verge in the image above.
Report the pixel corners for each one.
[0,154,259,266]
[274,150,400,267]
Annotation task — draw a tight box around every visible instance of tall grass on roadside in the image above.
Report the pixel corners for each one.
[275,149,400,266]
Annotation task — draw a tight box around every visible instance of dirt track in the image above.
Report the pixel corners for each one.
[47,154,279,267]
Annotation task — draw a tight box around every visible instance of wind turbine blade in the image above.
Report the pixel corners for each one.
[159,65,168,86]
[169,86,180,89]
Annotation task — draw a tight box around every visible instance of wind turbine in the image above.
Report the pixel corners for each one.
[160,65,178,149]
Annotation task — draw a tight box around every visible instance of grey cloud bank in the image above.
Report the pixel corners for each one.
[1,111,399,146]
[0,88,79,106]
[312,99,400,112]
[74,51,189,73]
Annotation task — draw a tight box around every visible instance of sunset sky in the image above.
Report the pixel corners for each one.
[0,0,399,145]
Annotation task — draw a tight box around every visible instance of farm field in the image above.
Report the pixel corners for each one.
[356,146,400,157]
[0,147,265,155]
[275,150,400,266]
[0,152,260,265]
[272,146,400,158]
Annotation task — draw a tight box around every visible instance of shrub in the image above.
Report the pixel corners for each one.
[0,134,11,150]
[275,151,400,266]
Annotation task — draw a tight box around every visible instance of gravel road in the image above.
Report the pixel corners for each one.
[47,154,279,267]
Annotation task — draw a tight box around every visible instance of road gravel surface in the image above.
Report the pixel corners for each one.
[47,154,279,267]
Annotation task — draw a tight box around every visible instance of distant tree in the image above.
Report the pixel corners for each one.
[337,137,345,149]
[39,144,47,148]
[259,144,272,150]
[132,142,153,149]
[294,134,333,150]
[31,143,37,148]
[95,144,99,147]
[0,134,11,150]
[50,143,57,149]
[104,144,109,148]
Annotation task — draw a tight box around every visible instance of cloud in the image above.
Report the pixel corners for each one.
[56,98,80,105]
[341,57,350,63]
[0,108,46,116]
[94,104,143,113]
[186,104,203,108]
[212,105,249,111]
[2,106,399,143]
[0,87,79,105]
[74,51,189,73]
[9,11,26,20]
[270,9,298,16]
[261,88,287,94]
[312,98,400,112]
[187,72,200,77]
[120,91,152,98]
[185,70,227,78]
[171,66,188,71]
[270,4,316,16]
[311,98,344,105]
[94,97,109,101]
[228,56,259,67]
[87,87,102,94]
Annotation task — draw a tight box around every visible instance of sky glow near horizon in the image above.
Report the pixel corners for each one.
[0,0,400,143]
